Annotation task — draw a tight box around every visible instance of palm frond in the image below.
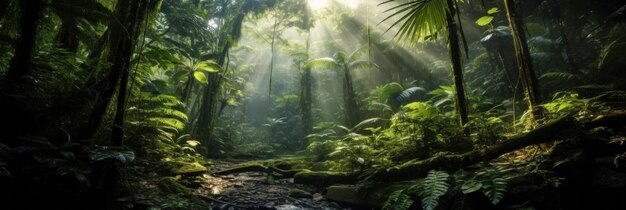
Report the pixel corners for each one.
[305,58,340,70]
[382,0,450,45]
[349,60,377,70]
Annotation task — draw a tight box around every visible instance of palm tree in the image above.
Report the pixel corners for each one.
[382,0,469,127]
[306,47,376,128]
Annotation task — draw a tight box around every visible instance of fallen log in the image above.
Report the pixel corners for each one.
[368,113,625,181]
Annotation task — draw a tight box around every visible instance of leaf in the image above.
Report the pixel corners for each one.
[461,180,483,194]
[487,7,500,15]
[90,148,135,164]
[194,71,208,85]
[416,170,450,210]
[196,61,221,73]
[186,140,201,147]
[476,16,494,26]
[305,57,339,69]
[382,190,413,210]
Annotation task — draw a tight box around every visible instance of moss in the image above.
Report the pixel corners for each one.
[172,162,208,175]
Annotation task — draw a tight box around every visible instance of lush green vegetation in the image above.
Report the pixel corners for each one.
[0,0,625,209]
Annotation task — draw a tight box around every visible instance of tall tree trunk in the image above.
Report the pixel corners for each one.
[445,0,469,127]
[3,0,43,84]
[268,16,278,104]
[111,0,162,145]
[0,0,44,143]
[300,32,312,143]
[343,65,360,128]
[504,0,543,119]
[194,43,229,150]
[80,0,157,142]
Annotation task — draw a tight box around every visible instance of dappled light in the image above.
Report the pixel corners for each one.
[1,0,626,209]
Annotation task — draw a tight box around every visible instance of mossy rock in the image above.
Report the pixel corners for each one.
[158,177,192,194]
[157,177,201,202]
[325,181,420,207]
[172,162,208,175]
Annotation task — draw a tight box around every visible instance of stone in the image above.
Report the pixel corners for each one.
[289,188,312,199]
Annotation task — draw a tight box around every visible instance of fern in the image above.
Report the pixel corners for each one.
[415,170,450,210]
[477,168,507,205]
[383,190,413,210]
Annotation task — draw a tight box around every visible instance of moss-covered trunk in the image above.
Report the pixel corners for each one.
[504,0,543,119]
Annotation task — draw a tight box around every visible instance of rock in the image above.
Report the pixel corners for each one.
[289,188,312,199]
[325,185,366,206]
[274,204,302,210]
[313,193,324,201]
[172,162,208,175]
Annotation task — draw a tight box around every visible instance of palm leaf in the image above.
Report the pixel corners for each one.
[349,60,377,70]
[305,58,340,70]
[381,0,450,44]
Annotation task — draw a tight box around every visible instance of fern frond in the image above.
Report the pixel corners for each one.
[415,170,450,210]
[383,190,414,210]
[477,168,507,205]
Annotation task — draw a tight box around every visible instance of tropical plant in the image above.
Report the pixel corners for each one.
[382,0,470,127]
[306,46,377,128]
[383,168,508,210]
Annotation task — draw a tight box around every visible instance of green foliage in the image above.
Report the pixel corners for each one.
[383,190,414,210]
[541,92,606,120]
[384,168,508,210]
[476,16,494,26]
[477,167,508,205]
[414,170,450,210]
[89,146,135,163]
[381,0,450,44]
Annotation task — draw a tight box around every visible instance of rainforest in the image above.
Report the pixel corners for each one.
[1,0,625,209]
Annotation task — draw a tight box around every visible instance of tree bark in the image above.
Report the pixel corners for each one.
[300,32,313,144]
[3,0,43,84]
[504,0,543,119]
[0,0,44,142]
[343,65,360,128]
[445,0,469,127]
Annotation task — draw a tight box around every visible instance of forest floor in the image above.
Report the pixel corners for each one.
[192,159,347,210]
[124,157,351,210]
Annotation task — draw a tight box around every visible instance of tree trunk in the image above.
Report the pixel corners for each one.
[3,0,43,84]
[80,0,154,142]
[300,67,312,137]
[194,43,229,150]
[504,0,543,119]
[343,65,360,128]
[0,0,44,142]
[300,32,312,143]
[181,71,195,103]
[445,0,469,127]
